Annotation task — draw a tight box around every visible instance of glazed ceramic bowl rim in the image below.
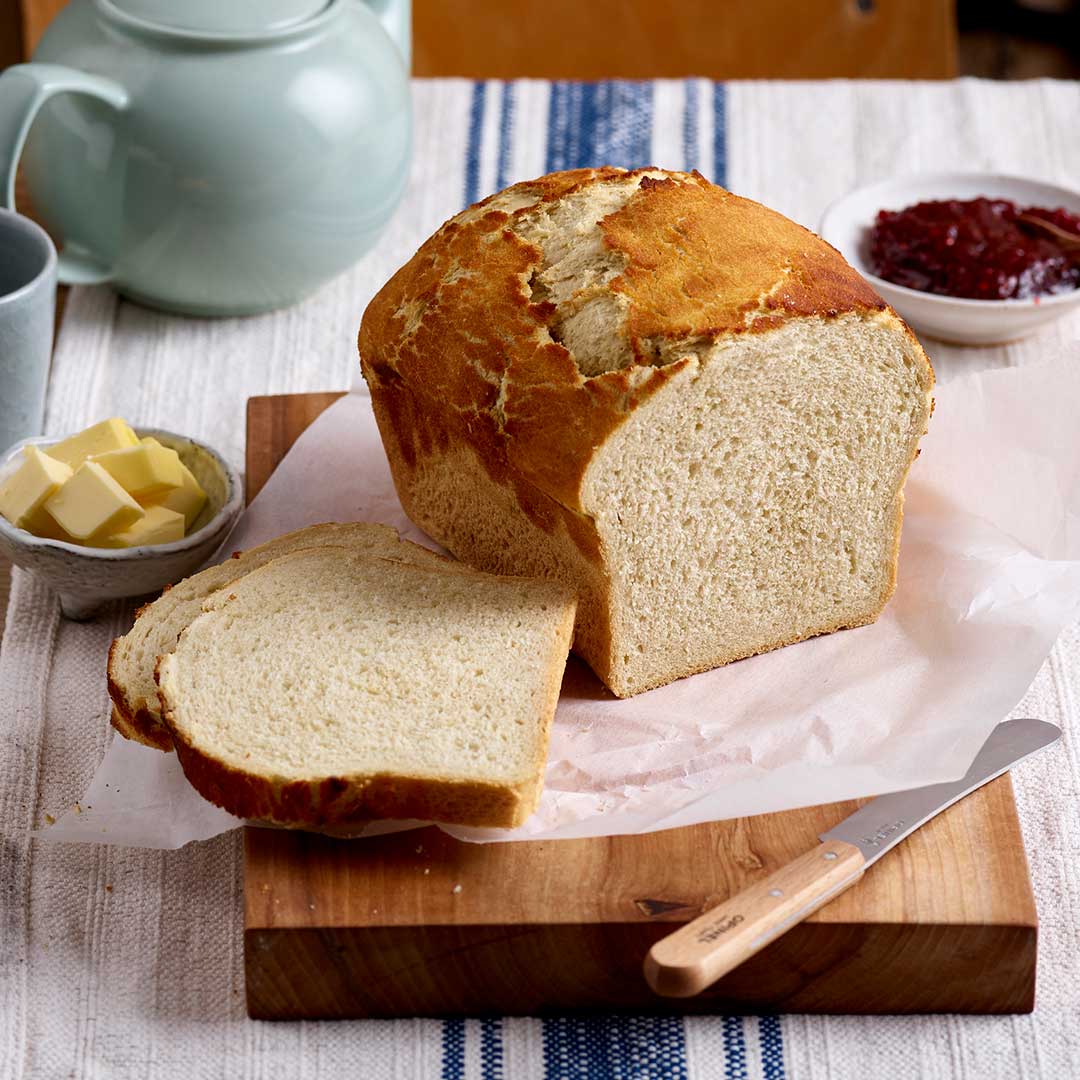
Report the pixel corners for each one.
[819,171,1080,312]
[0,426,243,560]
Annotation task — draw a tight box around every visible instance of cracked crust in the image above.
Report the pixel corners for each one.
[359,167,933,696]
[360,168,887,519]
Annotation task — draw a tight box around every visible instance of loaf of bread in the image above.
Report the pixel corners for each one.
[156,547,576,829]
[108,522,476,750]
[360,167,934,697]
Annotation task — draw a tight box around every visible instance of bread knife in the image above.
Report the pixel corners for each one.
[644,717,1060,997]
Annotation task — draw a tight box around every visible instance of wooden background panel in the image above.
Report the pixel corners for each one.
[14,0,956,78]
[0,0,22,69]
[413,0,957,80]
[12,0,63,57]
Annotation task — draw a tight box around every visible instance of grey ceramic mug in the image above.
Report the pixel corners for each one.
[0,208,56,451]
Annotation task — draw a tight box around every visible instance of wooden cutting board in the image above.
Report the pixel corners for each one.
[243,391,1038,1019]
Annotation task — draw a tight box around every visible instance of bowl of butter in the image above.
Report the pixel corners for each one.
[0,418,242,619]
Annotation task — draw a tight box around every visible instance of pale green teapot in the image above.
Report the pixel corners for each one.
[0,0,411,315]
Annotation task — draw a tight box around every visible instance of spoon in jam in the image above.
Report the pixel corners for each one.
[1018,212,1080,257]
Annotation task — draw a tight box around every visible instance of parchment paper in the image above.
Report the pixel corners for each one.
[43,352,1080,847]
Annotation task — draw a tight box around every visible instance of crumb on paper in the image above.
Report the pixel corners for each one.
[451,884,462,895]
[43,813,55,826]
[105,884,113,893]
[73,803,82,814]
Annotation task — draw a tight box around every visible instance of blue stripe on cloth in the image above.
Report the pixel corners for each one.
[542,1016,688,1080]
[496,83,516,191]
[441,1018,466,1080]
[682,78,699,173]
[712,82,727,187]
[759,1016,786,1080]
[481,1017,504,1080]
[722,1017,748,1080]
[464,80,488,206]
[545,81,654,172]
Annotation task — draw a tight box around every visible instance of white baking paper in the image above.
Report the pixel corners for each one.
[43,352,1080,847]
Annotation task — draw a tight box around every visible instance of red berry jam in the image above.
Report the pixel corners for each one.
[869,197,1080,300]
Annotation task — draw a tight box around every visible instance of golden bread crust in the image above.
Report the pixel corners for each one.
[360,167,933,698]
[360,168,888,518]
[604,174,885,339]
[107,640,174,751]
[108,701,173,751]
[163,715,534,829]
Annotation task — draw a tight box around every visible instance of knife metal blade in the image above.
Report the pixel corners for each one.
[820,717,1060,867]
[645,716,1060,997]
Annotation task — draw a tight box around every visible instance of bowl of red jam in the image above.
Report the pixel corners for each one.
[820,173,1080,345]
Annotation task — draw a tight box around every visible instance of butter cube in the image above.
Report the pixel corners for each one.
[47,418,139,469]
[140,440,207,530]
[93,440,183,500]
[44,462,144,540]
[22,505,75,543]
[97,505,185,548]
[0,445,74,530]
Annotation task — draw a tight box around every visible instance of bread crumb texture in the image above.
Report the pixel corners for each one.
[108,522,478,751]
[156,547,576,829]
[360,168,934,697]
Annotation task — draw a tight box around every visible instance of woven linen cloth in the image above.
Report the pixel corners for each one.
[3,78,1080,1079]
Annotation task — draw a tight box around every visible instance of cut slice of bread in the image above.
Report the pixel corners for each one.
[108,522,475,751]
[156,547,576,830]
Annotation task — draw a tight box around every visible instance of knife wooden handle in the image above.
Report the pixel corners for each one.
[644,838,867,997]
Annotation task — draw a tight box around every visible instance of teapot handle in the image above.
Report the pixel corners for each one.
[0,63,129,285]
[359,0,411,71]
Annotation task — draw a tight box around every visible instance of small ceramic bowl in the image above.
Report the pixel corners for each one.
[819,172,1080,346]
[0,427,243,619]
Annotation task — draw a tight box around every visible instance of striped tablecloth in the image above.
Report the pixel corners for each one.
[3,78,1080,1080]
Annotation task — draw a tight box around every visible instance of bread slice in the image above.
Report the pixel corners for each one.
[108,522,474,751]
[155,547,576,830]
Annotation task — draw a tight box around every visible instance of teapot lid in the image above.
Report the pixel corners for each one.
[104,0,330,36]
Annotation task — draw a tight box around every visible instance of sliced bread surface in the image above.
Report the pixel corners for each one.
[156,547,577,829]
[108,522,472,751]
